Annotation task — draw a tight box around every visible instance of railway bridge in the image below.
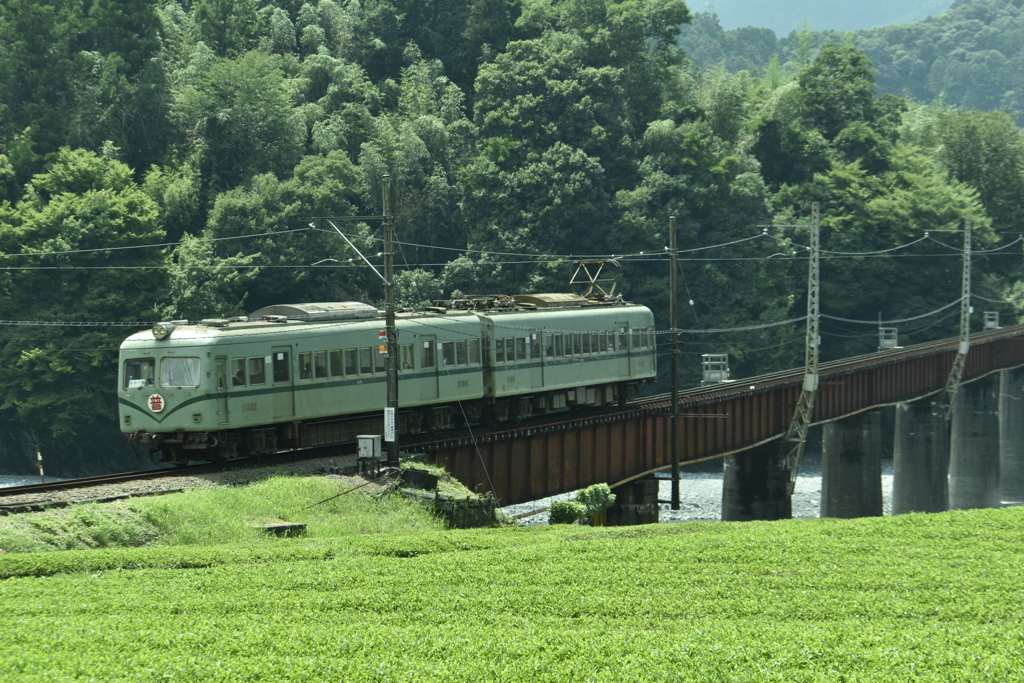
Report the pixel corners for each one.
[418,324,1024,519]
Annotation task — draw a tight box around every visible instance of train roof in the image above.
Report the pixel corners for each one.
[120,294,651,347]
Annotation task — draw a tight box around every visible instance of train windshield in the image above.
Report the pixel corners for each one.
[123,358,155,389]
[161,357,201,388]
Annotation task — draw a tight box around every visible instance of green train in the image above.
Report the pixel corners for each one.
[118,293,657,464]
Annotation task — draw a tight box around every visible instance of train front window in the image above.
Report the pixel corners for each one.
[123,358,155,390]
[161,357,201,388]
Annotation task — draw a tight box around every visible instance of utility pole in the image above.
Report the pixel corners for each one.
[382,176,399,465]
[306,174,399,467]
[670,216,681,511]
[943,216,972,420]
[781,202,820,495]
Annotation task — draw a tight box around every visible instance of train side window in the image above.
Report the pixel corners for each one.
[441,341,455,366]
[590,332,599,354]
[598,332,607,353]
[456,340,468,365]
[618,328,628,351]
[495,338,505,363]
[469,338,481,364]
[231,358,246,387]
[515,337,526,361]
[359,348,372,374]
[374,348,385,373]
[530,333,540,359]
[299,352,313,381]
[249,357,266,385]
[401,343,414,371]
[123,358,155,389]
[272,352,290,383]
[649,328,656,348]
[344,349,358,376]
[422,341,435,368]
[330,350,343,377]
[582,332,591,354]
[572,333,582,355]
[555,334,564,356]
[545,335,554,358]
[314,351,328,379]
[631,329,640,349]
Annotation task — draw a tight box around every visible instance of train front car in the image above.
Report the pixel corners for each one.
[118,320,226,464]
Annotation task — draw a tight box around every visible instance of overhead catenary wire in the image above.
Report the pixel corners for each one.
[820,297,963,325]
[0,227,315,259]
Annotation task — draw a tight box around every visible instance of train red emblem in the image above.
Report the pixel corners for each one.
[148,394,165,413]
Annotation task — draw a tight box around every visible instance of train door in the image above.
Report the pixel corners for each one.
[530,332,543,389]
[616,323,631,377]
[419,337,439,401]
[272,347,295,418]
[215,356,229,424]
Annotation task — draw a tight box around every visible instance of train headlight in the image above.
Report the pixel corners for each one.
[152,322,176,340]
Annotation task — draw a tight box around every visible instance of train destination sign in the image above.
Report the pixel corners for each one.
[148,394,165,413]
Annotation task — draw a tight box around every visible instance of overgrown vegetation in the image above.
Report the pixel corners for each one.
[1,507,1023,679]
[549,482,617,523]
[0,475,444,553]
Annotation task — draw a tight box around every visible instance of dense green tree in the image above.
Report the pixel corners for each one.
[172,50,305,196]
[935,108,1024,232]
[0,148,164,436]
[198,150,367,313]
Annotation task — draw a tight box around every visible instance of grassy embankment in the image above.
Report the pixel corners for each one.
[1,477,1023,681]
[0,470,452,553]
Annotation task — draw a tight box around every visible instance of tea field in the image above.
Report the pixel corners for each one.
[2,507,1023,681]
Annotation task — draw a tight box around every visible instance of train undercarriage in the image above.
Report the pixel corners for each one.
[130,381,642,465]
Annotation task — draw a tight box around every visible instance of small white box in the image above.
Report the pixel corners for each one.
[358,435,382,461]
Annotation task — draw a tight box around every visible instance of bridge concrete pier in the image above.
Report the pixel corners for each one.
[950,375,1001,509]
[999,368,1024,504]
[821,411,883,518]
[892,400,948,514]
[721,442,791,521]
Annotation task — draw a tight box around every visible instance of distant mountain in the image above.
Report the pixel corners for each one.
[703,0,956,35]
[679,0,1024,114]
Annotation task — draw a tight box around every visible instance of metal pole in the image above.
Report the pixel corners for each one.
[781,202,820,495]
[670,216,680,510]
[382,175,399,466]
[944,216,972,420]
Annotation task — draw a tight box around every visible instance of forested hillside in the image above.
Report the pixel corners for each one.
[699,0,954,35]
[679,0,1024,114]
[2,0,1023,475]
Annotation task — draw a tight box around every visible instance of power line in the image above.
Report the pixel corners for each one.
[0,227,313,259]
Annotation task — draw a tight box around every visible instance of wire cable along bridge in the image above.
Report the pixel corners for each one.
[421,322,1024,518]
